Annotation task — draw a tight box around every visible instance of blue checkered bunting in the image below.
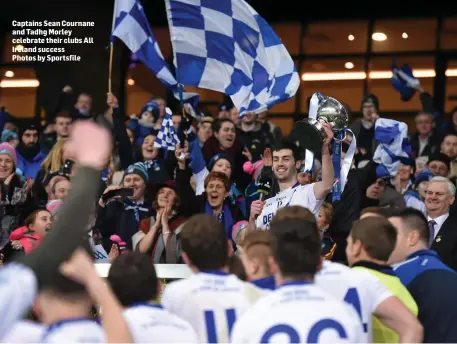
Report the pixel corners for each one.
[164,0,299,116]
[153,108,180,151]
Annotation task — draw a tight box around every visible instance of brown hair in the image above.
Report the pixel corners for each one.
[55,111,72,120]
[180,214,228,270]
[152,186,180,212]
[25,209,51,228]
[240,231,271,276]
[319,202,333,225]
[271,206,316,226]
[350,217,397,262]
[204,171,230,192]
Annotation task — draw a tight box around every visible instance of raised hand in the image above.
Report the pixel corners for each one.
[262,148,272,167]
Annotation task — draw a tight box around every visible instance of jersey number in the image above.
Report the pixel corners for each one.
[204,308,236,343]
[343,288,368,333]
[261,319,348,343]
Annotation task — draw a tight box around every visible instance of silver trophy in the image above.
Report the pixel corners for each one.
[290,96,349,156]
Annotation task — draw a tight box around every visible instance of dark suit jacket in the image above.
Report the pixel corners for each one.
[409,132,441,159]
[431,213,457,271]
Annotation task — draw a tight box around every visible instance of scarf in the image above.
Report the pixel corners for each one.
[205,201,234,240]
[124,199,152,223]
[228,184,247,217]
[144,159,161,171]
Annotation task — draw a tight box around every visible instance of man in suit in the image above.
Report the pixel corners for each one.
[425,176,457,270]
[409,112,441,159]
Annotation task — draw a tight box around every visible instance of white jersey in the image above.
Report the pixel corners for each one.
[42,318,105,343]
[255,183,322,229]
[161,271,266,343]
[0,263,37,340]
[123,303,198,343]
[314,261,393,342]
[231,281,363,343]
[1,320,45,343]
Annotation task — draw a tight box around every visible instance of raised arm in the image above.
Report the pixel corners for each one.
[313,123,334,200]
[18,121,112,287]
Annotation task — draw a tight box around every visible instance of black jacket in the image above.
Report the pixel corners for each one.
[431,213,457,271]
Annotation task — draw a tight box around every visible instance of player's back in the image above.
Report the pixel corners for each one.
[161,271,266,343]
[315,261,393,342]
[1,320,45,343]
[42,318,106,343]
[123,303,198,343]
[231,281,363,343]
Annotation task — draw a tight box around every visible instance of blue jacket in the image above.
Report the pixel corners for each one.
[16,150,47,180]
[393,249,457,343]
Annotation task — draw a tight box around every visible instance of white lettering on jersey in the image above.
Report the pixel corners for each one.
[123,303,198,343]
[0,263,37,340]
[255,183,322,230]
[161,271,266,343]
[230,281,363,343]
[315,261,392,342]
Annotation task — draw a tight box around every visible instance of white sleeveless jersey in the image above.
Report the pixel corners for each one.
[0,263,37,341]
[255,183,322,230]
[231,281,364,343]
[42,319,105,343]
[161,271,267,343]
[1,320,45,343]
[314,261,393,342]
[123,303,198,343]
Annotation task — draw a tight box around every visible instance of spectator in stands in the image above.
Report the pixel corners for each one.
[1,129,19,148]
[2,209,52,262]
[196,117,213,147]
[128,100,160,146]
[0,142,30,247]
[346,217,419,343]
[409,112,441,159]
[230,107,240,125]
[239,231,275,290]
[427,153,450,177]
[134,181,187,264]
[440,133,457,177]
[393,162,427,214]
[425,176,457,270]
[349,94,380,165]
[16,123,47,180]
[74,92,93,120]
[388,208,457,343]
[202,118,249,190]
[41,112,73,154]
[96,162,152,250]
[217,104,230,119]
[237,112,274,163]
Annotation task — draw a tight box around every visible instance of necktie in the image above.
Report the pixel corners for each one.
[428,220,436,247]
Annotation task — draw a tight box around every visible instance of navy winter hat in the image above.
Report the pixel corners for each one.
[140,100,160,121]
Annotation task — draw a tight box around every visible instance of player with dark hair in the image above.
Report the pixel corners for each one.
[107,252,197,342]
[161,214,265,343]
[231,218,363,343]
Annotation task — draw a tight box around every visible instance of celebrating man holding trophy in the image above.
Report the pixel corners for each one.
[246,95,350,231]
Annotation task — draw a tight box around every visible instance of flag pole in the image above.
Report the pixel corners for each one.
[108,42,114,94]
[109,0,118,94]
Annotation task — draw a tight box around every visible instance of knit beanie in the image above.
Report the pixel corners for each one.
[123,162,149,184]
[140,100,160,122]
[1,129,18,143]
[47,199,63,215]
[0,142,17,167]
[208,153,234,172]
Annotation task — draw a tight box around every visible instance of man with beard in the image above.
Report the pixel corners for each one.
[249,130,334,231]
[16,123,47,180]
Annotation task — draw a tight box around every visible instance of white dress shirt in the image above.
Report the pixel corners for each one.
[428,213,449,239]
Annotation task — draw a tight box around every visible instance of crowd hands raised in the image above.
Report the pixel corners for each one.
[0,81,456,342]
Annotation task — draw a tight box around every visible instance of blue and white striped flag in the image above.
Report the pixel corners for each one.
[154,108,180,151]
[165,0,299,116]
[373,118,412,177]
[111,0,199,109]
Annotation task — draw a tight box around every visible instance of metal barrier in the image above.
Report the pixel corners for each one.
[95,263,192,279]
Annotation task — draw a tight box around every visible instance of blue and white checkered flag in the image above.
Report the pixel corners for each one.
[154,108,180,151]
[165,0,299,116]
[111,0,199,109]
